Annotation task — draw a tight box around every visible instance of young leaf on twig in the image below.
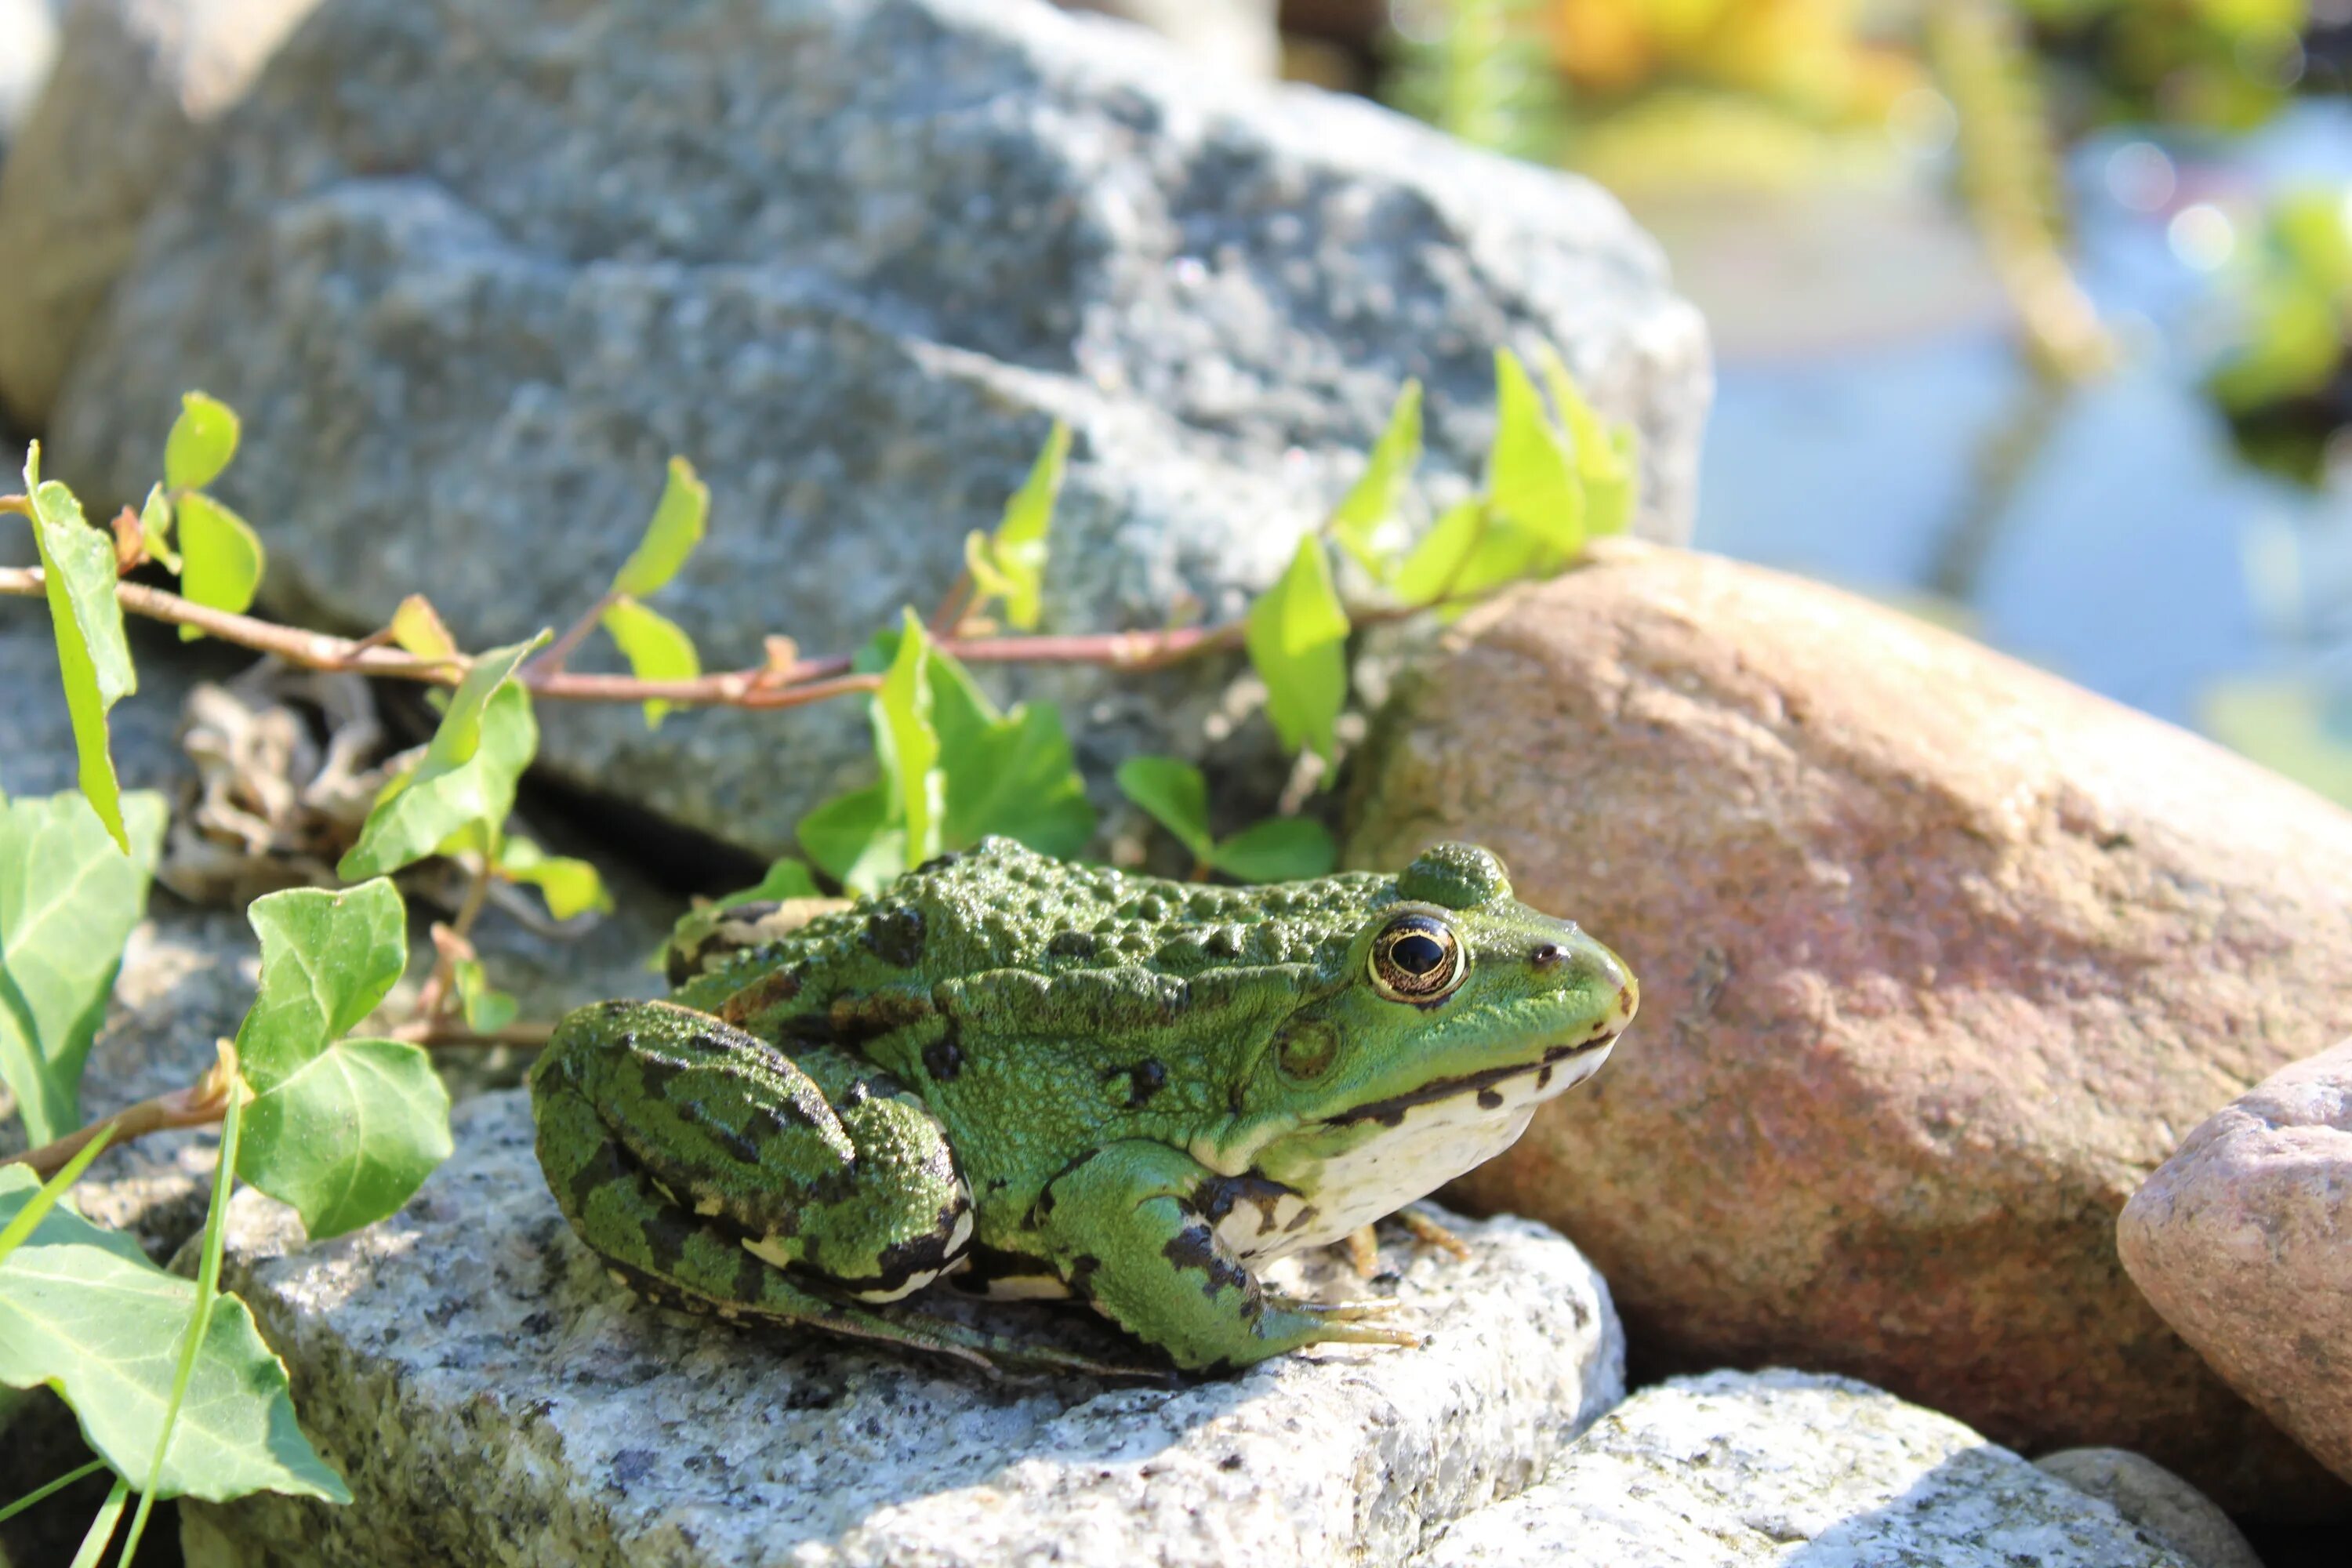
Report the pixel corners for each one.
[1245,535,1350,762]
[20,448,139,849]
[965,422,1069,631]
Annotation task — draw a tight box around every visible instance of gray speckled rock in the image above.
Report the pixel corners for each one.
[179,1090,1624,1567]
[0,0,60,151]
[49,0,1709,861]
[0,0,322,425]
[2033,1449,2263,1568]
[1415,1370,2199,1568]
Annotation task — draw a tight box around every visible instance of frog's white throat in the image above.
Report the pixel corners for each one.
[1221,1042,1611,1265]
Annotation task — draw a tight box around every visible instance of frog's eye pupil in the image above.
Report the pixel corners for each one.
[1391,934,1446,975]
[1370,915,1465,1003]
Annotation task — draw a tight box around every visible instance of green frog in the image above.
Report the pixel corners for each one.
[529,837,1634,1375]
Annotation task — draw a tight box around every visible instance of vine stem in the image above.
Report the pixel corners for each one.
[0,564,1446,706]
[2,1050,239,1179]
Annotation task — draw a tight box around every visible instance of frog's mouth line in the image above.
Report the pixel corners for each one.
[1323,1031,1620,1131]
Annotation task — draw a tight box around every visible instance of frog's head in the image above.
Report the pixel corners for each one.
[1201,844,1635,1228]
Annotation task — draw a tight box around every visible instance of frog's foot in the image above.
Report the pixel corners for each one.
[1261,1290,1406,1323]
[867,1303,1167,1383]
[1395,1204,1475,1261]
[1272,1302,1421,1349]
[1342,1225,1382,1279]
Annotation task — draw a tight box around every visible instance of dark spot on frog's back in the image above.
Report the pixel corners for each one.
[1124,1060,1167,1108]
[1477,1087,1504,1110]
[913,851,964,875]
[923,1030,964,1082]
[862,906,927,967]
[717,966,801,1025]
[826,989,934,1041]
[1196,1172,1297,1234]
[1047,929,1098,961]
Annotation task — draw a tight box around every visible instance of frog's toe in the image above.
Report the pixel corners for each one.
[1395,1205,1475,1261]
[1263,1292,1404,1323]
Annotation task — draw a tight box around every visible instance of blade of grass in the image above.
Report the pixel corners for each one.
[70,1475,129,1568]
[0,1457,107,1525]
[115,1078,244,1564]
[0,1123,118,1264]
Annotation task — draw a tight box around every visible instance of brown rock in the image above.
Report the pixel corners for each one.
[1343,539,2352,1517]
[2118,1040,2352,1486]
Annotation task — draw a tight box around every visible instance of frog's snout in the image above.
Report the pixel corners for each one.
[1532,927,1638,1023]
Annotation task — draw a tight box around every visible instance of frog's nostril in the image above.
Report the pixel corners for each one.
[1530,942,1566,969]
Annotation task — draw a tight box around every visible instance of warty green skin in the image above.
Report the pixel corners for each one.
[529,837,1635,1374]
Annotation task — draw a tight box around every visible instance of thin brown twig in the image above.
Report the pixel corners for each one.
[412,858,499,1029]
[531,590,619,678]
[387,1018,561,1050]
[5,1053,239,1180]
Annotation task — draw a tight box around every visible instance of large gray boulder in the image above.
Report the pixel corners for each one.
[49,0,1709,862]
[178,1090,1625,1566]
[1415,1370,2204,1568]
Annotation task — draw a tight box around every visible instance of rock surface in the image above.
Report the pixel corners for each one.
[0,0,323,425]
[48,0,1708,861]
[1344,539,2352,1515]
[2033,1449,2264,1568]
[2118,1039,2352,1487]
[1415,1370,2201,1568]
[1054,0,1279,77]
[0,0,60,151]
[178,1089,1623,1568]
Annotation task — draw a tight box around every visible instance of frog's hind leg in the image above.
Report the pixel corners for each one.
[536,1073,1133,1376]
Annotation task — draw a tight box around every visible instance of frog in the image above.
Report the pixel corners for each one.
[528,837,1635,1375]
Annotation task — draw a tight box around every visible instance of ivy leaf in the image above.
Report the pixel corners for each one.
[453,960,518,1033]
[493,835,612,921]
[1486,347,1583,561]
[965,422,1069,631]
[162,392,240,494]
[1392,498,1486,608]
[1210,816,1337,884]
[234,883,452,1239]
[1537,343,1635,540]
[797,783,902,895]
[1116,756,1214,863]
[174,492,267,637]
[0,1171,348,1502]
[338,637,546,880]
[719,858,821,906]
[137,485,180,574]
[22,447,137,851]
[1329,381,1422,575]
[599,595,699,729]
[876,611,942,869]
[612,456,708,600]
[0,790,166,1145]
[389,594,459,662]
[929,648,1094,856]
[1245,535,1350,762]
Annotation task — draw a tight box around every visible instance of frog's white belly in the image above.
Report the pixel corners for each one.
[1219,1050,1602,1264]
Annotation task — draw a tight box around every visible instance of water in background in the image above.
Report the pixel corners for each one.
[1675,99,2352,738]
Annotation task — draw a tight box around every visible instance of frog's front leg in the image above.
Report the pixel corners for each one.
[1036,1140,1421,1371]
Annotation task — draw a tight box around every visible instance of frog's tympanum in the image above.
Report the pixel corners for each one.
[531,838,1635,1374]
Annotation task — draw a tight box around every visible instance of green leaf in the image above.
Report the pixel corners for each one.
[1210,816,1337,884]
[612,456,708,600]
[1537,344,1635,542]
[494,835,613,921]
[1330,381,1422,575]
[1244,535,1351,761]
[137,485,180,574]
[796,782,902,895]
[338,638,546,881]
[23,448,137,851]
[174,492,267,637]
[928,649,1094,856]
[722,858,821,906]
[453,960,518,1033]
[1486,347,1583,560]
[876,610,942,867]
[599,595,699,729]
[0,791,166,1145]
[233,883,452,1239]
[967,422,1069,630]
[1392,498,1487,606]
[0,1126,132,1269]
[1115,756,1214,862]
[389,594,459,661]
[0,1175,348,1504]
[162,392,241,493]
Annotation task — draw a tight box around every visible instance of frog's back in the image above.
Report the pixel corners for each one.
[674,837,1388,1005]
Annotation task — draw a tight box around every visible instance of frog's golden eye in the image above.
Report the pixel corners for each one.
[1369,913,1465,1004]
